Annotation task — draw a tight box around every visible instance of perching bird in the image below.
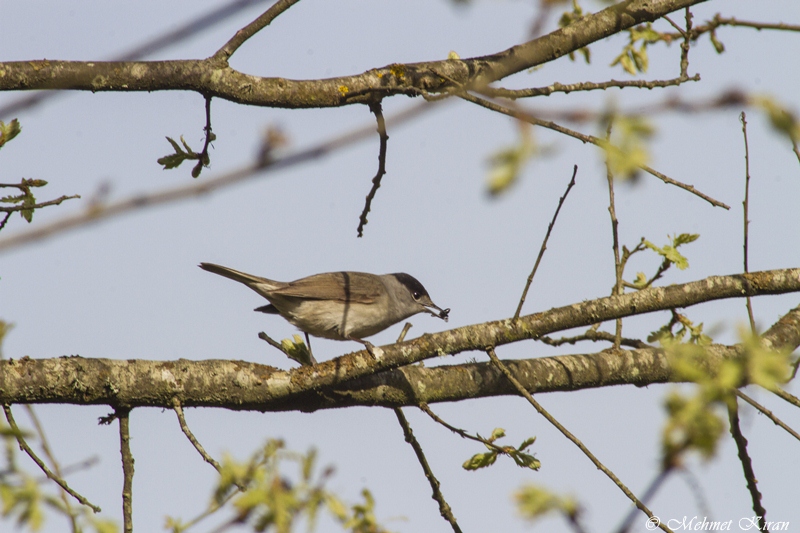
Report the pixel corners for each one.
[199,262,448,359]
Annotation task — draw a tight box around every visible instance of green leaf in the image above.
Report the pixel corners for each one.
[489,427,506,441]
[633,272,647,289]
[515,485,576,521]
[754,96,800,144]
[486,139,536,196]
[709,30,725,53]
[462,451,497,470]
[518,436,536,451]
[512,452,541,470]
[0,119,22,149]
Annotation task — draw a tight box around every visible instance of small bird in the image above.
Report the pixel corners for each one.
[199,263,449,358]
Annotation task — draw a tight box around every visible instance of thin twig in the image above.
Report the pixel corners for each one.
[192,95,215,178]
[538,330,650,349]
[357,101,389,237]
[605,122,623,350]
[459,92,729,210]
[615,468,672,533]
[2,405,101,512]
[485,348,672,533]
[172,398,221,472]
[392,323,461,532]
[727,398,768,529]
[213,0,302,62]
[24,405,79,532]
[680,8,693,78]
[482,74,700,99]
[741,112,757,333]
[0,101,436,254]
[117,408,134,533]
[770,387,800,409]
[792,139,800,167]
[662,14,800,42]
[514,165,577,319]
[0,195,80,213]
[735,390,800,442]
[0,212,11,232]
[418,403,508,454]
[393,408,463,533]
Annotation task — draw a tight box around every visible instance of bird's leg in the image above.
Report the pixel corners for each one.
[350,337,383,359]
[304,332,318,365]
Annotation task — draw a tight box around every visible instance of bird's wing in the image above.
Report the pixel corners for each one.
[270,272,383,304]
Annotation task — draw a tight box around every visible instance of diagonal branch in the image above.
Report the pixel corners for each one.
[0,0,708,109]
[3,404,101,512]
[213,0,302,62]
[514,165,577,319]
[459,92,730,210]
[2,272,800,410]
[486,347,671,533]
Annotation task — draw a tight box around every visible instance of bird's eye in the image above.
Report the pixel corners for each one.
[413,291,421,299]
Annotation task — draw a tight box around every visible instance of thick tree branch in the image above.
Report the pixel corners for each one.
[0,0,706,109]
[1,271,799,410]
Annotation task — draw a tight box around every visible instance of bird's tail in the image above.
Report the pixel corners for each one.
[199,262,276,288]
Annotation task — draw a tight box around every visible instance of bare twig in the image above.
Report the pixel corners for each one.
[117,408,134,533]
[727,398,768,530]
[792,140,800,167]
[172,398,221,472]
[771,388,800,410]
[393,408,462,533]
[663,14,800,42]
[194,95,215,178]
[213,0,302,62]
[539,329,650,349]
[486,348,672,533]
[514,165,577,319]
[482,75,700,100]
[616,468,672,533]
[0,194,80,213]
[459,92,729,210]
[24,405,78,532]
[357,101,389,237]
[391,323,462,532]
[0,101,436,254]
[0,212,11,232]
[741,112,757,333]
[418,403,507,454]
[680,8,693,78]
[605,122,624,349]
[2,404,101,512]
[735,390,800,442]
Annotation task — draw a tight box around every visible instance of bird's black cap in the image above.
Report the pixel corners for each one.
[391,273,429,298]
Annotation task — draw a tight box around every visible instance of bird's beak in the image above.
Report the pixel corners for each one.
[424,302,450,322]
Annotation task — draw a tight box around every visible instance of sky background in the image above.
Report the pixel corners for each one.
[2,0,800,531]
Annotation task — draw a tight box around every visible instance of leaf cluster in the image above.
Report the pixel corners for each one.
[514,484,578,523]
[157,135,214,178]
[661,331,792,467]
[169,439,390,533]
[0,418,116,533]
[462,428,540,471]
[610,23,665,75]
[598,114,654,180]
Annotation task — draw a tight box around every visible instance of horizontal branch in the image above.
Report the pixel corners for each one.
[1,270,798,409]
[0,0,705,109]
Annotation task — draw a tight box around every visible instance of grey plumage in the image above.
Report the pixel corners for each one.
[199,262,448,343]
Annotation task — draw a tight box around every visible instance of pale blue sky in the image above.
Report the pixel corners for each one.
[2,1,799,531]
